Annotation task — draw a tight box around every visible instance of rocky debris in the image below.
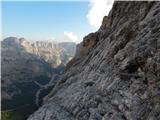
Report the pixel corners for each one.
[28,1,160,120]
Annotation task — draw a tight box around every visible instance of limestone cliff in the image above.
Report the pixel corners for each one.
[28,1,160,120]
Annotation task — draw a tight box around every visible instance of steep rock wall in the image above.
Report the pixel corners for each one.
[28,1,160,120]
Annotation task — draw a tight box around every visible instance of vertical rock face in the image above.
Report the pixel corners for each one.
[28,1,160,120]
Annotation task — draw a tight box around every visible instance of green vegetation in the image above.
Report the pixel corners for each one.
[1,105,37,120]
[1,111,23,120]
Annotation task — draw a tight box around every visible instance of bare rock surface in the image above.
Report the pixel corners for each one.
[28,1,160,120]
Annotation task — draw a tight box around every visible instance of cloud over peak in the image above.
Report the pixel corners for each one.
[63,31,80,43]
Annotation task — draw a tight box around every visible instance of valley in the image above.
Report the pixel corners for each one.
[1,37,76,120]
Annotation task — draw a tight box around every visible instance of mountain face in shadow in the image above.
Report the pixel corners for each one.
[28,1,160,120]
[1,37,76,119]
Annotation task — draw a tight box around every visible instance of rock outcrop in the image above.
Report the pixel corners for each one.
[100,16,111,30]
[65,32,98,71]
[28,1,160,120]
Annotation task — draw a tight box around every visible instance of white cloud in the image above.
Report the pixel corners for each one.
[63,31,80,43]
[87,0,114,28]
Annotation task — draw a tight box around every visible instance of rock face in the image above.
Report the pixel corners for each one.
[28,1,160,120]
[1,37,76,110]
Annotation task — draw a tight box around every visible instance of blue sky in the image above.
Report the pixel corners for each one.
[2,1,97,42]
[2,0,114,43]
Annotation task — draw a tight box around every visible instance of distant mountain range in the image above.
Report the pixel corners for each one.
[1,37,76,119]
